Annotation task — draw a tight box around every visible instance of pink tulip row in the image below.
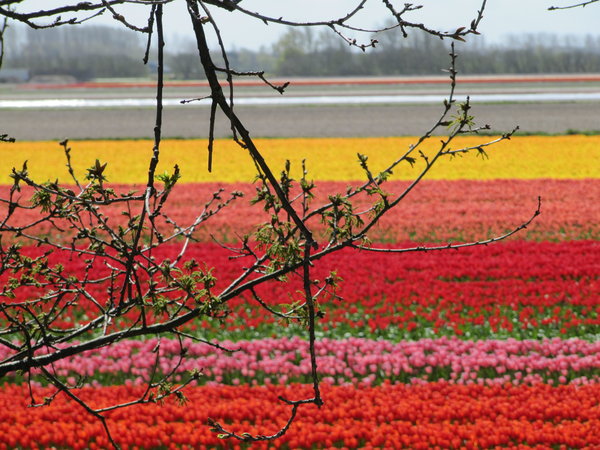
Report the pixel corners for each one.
[8,336,600,387]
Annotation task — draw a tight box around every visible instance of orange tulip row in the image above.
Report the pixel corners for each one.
[1,382,599,449]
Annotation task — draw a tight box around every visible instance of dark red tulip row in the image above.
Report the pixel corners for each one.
[2,239,597,340]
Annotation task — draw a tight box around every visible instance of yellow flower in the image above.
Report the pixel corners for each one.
[1,135,598,185]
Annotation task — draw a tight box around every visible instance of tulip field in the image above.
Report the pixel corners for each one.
[0,135,599,448]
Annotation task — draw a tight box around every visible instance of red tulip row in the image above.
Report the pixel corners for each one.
[1,382,600,449]
[1,178,598,243]
[2,240,597,339]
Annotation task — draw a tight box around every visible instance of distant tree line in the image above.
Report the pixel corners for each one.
[2,24,600,81]
[3,25,148,80]
[268,27,600,77]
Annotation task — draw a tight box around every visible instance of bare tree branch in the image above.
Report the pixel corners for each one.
[549,0,599,9]
[0,0,546,448]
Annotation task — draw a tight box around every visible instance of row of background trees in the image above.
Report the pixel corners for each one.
[2,23,600,81]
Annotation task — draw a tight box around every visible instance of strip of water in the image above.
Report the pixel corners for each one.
[2,92,600,108]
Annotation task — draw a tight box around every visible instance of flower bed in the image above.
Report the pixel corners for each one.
[2,240,597,339]
[1,383,600,448]
[0,135,598,448]
[2,178,598,242]
[1,136,598,185]
[6,336,600,388]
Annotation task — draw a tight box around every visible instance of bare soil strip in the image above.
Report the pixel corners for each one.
[2,102,599,141]
[3,76,600,140]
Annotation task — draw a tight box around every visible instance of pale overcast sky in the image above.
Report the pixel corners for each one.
[12,1,600,50]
